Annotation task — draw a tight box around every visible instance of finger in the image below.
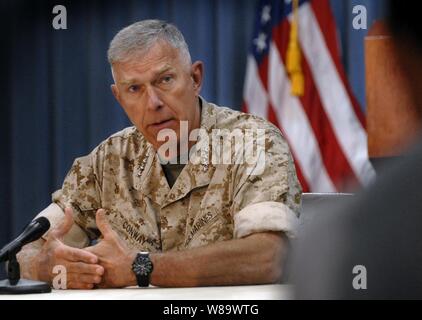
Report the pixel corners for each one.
[67,273,102,285]
[67,282,95,290]
[55,245,98,264]
[52,207,74,239]
[96,282,108,289]
[83,245,97,255]
[66,262,104,276]
[95,209,115,239]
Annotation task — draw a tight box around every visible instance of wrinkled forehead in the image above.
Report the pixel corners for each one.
[111,41,190,81]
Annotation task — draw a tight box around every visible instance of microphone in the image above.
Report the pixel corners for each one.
[0,217,50,262]
[0,217,52,294]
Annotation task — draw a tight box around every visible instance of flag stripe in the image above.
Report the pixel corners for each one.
[272,19,359,190]
[310,0,366,127]
[273,114,311,193]
[268,43,336,191]
[243,54,314,191]
[297,3,375,185]
[243,56,268,119]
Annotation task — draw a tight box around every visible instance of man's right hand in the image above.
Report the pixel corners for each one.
[35,207,104,289]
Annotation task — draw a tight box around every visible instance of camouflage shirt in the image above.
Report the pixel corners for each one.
[38,98,302,252]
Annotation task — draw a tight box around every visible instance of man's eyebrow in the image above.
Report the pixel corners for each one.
[155,66,174,75]
[119,79,138,86]
[118,66,175,86]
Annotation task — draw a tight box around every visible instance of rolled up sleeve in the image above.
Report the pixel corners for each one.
[35,203,90,248]
[234,201,300,238]
[231,127,302,239]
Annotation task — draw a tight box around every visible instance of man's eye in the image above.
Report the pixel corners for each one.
[128,85,139,92]
[160,76,173,84]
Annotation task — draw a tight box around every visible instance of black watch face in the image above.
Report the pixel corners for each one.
[133,256,153,276]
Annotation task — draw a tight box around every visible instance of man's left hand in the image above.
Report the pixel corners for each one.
[84,209,137,288]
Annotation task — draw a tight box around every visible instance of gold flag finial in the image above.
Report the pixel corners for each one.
[286,0,304,96]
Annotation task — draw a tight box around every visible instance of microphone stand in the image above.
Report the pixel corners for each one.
[0,251,51,294]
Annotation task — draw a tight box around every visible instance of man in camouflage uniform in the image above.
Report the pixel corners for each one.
[17,20,301,289]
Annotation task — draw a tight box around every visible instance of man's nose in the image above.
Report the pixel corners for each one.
[145,87,163,111]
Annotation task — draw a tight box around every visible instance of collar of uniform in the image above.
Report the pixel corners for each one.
[160,160,216,209]
[160,97,217,208]
[135,96,217,208]
[198,96,217,133]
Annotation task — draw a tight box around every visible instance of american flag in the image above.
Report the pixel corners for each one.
[242,0,375,192]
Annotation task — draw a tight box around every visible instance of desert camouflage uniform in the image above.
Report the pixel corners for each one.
[37,97,302,252]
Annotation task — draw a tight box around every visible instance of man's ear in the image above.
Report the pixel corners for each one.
[111,84,121,105]
[191,61,204,95]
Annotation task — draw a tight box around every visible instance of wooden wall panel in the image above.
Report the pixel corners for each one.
[365,22,420,158]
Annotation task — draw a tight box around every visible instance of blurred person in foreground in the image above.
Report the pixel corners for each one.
[291,0,422,299]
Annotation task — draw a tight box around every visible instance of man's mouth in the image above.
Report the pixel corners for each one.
[149,118,176,131]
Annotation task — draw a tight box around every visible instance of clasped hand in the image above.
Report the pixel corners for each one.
[36,207,136,289]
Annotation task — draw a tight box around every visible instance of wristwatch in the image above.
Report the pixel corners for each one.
[131,251,153,287]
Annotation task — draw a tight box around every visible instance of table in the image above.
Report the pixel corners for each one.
[0,284,292,300]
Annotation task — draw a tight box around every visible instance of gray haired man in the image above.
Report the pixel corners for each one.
[17,20,301,289]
